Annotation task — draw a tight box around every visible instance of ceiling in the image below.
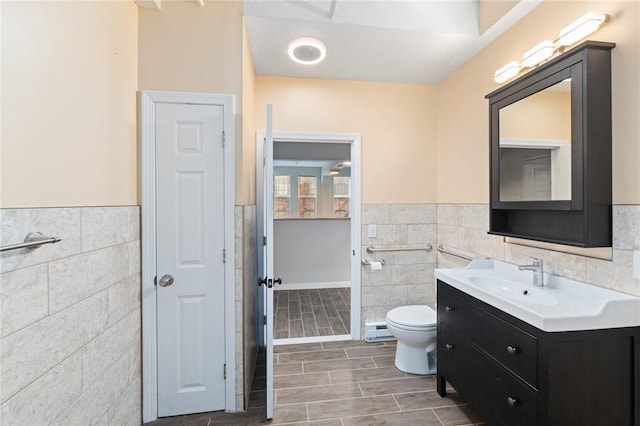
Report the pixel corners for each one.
[243,0,541,84]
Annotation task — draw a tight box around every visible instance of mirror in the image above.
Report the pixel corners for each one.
[499,79,572,202]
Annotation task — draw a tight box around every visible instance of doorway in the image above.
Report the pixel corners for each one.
[140,91,236,422]
[257,132,362,345]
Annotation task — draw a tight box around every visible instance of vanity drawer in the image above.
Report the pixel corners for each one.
[438,283,538,386]
[438,324,538,426]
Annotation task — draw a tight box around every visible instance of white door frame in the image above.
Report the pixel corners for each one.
[256,131,362,342]
[139,91,236,423]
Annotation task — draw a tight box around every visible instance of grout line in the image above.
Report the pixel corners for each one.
[391,394,402,411]
[432,407,445,426]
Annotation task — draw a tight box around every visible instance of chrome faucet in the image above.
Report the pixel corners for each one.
[518,257,544,287]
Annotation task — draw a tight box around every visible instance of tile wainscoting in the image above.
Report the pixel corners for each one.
[234,205,259,411]
[437,204,640,297]
[0,206,141,425]
[360,204,438,333]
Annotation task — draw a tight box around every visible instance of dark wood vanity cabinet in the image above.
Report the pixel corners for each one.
[436,280,640,425]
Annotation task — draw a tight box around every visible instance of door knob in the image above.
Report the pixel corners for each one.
[274,277,282,286]
[258,276,268,287]
[158,274,174,287]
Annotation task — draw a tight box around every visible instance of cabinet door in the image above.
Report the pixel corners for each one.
[439,324,538,426]
[438,283,538,386]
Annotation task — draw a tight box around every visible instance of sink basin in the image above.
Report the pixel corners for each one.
[467,276,558,306]
[435,259,640,332]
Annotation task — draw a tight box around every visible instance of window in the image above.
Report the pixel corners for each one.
[333,176,350,217]
[274,175,290,218]
[298,176,317,217]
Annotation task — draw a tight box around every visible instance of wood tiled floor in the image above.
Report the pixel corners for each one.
[274,288,351,339]
[148,341,483,426]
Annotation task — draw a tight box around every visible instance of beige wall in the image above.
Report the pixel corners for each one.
[241,19,256,205]
[138,0,252,203]
[255,77,438,204]
[1,1,138,208]
[137,1,242,97]
[437,0,640,204]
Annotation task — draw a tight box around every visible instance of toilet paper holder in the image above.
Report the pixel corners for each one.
[361,258,386,266]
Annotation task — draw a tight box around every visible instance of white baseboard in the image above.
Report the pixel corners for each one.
[275,281,350,290]
[274,334,352,345]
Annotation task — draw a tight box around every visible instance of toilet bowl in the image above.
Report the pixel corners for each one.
[385,305,437,375]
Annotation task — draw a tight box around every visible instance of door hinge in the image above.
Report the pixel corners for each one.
[223,248,226,263]
[222,130,226,147]
[223,363,227,380]
[263,314,267,326]
[263,235,267,246]
[154,276,157,286]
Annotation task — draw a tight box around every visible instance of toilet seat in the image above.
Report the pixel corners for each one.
[386,305,436,331]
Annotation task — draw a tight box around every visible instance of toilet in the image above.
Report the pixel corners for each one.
[385,305,437,375]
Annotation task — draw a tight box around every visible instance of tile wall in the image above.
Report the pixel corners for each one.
[360,204,438,333]
[234,205,259,411]
[0,207,141,425]
[437,204,640,296]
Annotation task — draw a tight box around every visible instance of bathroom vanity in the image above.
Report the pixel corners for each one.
[435,261,640,426]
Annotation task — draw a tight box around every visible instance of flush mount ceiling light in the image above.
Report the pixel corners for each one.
[288,37,327,65]
[493,12,609,84]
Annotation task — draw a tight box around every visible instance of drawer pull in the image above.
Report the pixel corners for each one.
[506,345,519,355]
[445,306,455,312]
[507,397,518,407]
[445,343,455,350]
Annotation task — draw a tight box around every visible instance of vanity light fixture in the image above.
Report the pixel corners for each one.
[521,40,556,68]
[558,12,608,46]
[288,37,327,65]
[493,12,609,84]
[494,61,521,84]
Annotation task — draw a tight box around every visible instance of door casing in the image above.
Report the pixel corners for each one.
[139,91,235,423]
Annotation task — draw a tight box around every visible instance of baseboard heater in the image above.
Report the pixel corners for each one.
[364,321,395,343]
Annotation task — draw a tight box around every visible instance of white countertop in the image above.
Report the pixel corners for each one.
[435,259,640,332]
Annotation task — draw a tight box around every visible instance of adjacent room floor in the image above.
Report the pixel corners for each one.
[147,340,483,425]
[274,288,351,339]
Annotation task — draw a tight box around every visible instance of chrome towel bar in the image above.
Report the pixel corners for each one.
[436,245,475,261]
[0,232,62,253]
[366,244,432,254]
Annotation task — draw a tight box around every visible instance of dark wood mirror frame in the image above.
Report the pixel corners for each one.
[485,41,615,247]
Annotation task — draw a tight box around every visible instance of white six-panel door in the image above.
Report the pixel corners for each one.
[155,102,226,417]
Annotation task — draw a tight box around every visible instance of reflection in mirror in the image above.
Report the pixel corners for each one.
[499,79,571,202]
